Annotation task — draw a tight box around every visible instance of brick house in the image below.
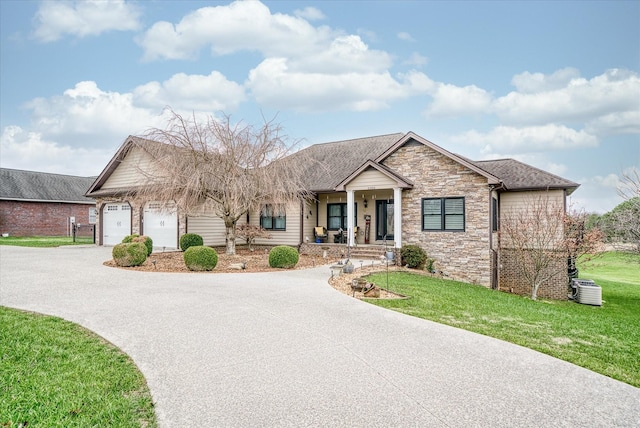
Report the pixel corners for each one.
[86,132,579,299]
[0,168,96,238]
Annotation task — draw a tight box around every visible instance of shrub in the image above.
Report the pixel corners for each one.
[268,246,299,269]
[401,244,428,269]
[112,242,148,267]
[180,233,203,251]
[121,234,139,243]
[132,235,153,256]
[183,246,218,271]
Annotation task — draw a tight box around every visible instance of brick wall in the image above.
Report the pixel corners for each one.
[382,143,493,286]
[0,200,95,237]
[499,248,568,300]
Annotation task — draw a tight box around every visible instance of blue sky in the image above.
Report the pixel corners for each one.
[1,0,638,214]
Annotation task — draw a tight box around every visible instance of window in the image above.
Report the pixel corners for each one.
[327,203,357,230]
[492,197,499,232]
[422,197,465,231]
[261,205,286,230]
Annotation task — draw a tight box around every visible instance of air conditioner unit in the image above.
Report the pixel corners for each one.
[573,279,602,306]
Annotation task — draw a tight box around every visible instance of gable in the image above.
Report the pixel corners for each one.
[101,146,157,190]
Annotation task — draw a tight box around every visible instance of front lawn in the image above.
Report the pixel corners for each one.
[0,307,157,427]
[0,236,94,247]
[365,251,640,388]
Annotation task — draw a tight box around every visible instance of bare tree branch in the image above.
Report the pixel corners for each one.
[130,109,312,255]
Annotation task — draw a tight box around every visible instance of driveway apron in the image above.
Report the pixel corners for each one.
[1,245,639,427]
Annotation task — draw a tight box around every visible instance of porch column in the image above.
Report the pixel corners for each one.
[347,189,355,247]
[394,187,402,249]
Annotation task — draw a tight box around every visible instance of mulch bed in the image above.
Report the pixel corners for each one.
[104,249,410,299]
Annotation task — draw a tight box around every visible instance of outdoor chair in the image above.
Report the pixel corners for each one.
[314,226,328,243]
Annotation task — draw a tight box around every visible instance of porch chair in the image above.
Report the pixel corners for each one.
[314,226,328,243]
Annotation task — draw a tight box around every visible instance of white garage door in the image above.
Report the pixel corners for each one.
[143,202,177,249]
[103,203,131,246]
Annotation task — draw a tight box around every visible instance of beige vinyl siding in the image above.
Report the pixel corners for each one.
[500,189,566,249]
[187,215,247,247]
[345,168,397,191]
[251,201,301,246]
[102,147,158,189]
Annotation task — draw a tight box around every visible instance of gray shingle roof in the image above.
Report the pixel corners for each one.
[0,168,96,203]
[293,133,405,191]
[470,159,580,194]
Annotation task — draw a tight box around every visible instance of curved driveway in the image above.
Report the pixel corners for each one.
[1,245,638,427]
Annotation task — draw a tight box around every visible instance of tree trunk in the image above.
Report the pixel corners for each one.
[225,219,237,255]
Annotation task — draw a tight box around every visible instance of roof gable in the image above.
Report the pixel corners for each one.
[335,160,413,191]
[0,168,95,203]
[376,132,502,185]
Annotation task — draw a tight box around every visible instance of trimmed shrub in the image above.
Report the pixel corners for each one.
[268,246,299,269]
[401,244,428,269]
[180,233,204,252]
[112,242,148,267]
[132,235,153,256]
[122,234,139,243]
[184,246,218,271]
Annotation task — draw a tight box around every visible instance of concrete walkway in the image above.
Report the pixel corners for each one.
[1,245,638,427]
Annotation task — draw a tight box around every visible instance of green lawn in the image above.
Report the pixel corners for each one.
[366,251,640,388]
[0,307,157,427]
[0,236,94,247]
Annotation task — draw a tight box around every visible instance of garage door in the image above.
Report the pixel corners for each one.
[103,203,131,246]
[143,202,177,249]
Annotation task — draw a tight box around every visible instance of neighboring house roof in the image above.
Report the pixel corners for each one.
[470,158,580,194]
[0,168,96,204]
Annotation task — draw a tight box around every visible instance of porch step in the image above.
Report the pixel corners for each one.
[348,245,389,260]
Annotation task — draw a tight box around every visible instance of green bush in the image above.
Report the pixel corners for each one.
[112,242,148,267]
[133,235,153,256]
[121,234,139,243]
[268,246,299,269]
[183,246,218,271]
[180,233,204,251]
[401,244,428,269]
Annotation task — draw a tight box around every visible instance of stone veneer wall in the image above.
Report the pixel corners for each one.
[382,143,492,287]
[499,248,568,300]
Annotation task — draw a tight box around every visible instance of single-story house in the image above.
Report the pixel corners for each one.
[0,168,97,237]
[86,132,579,299]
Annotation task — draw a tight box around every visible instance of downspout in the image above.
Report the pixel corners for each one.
[299,197,304,246]
[489,183,504,290]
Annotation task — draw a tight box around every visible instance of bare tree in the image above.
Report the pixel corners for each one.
[614,168,640,254]
[132,109,311,255]
[500,192,604,300]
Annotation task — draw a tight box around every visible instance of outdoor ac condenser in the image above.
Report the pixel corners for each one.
[574,279,602,306]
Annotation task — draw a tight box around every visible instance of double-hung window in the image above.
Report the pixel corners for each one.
[261,205,286,230]
[422,197,465,231]
[327,203,357,230]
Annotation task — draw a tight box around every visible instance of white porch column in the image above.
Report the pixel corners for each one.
[394,187,402,249]
[347,190,355,247]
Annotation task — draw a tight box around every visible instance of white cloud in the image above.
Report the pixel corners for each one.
[25,81,163,146]
[133,71,246,111]
[137,1,333,61]
[425,83,493,117]
[510,67,581,93]
[449,124,599,156]
[403,52,428,67]
[585,110,640,136]
[0,126,113,176]
[294,6,325,21]
[494,69,640,126]
[246,59,431,112]
[397,32,415,42]
[570,173,625,213]
[32,0,141,42]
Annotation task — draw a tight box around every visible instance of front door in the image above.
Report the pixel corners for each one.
[376,200,394,241]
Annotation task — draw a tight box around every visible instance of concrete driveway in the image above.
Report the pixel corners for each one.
[1,245,638,427]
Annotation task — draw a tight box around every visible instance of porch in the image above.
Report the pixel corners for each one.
[299,242,397,261]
